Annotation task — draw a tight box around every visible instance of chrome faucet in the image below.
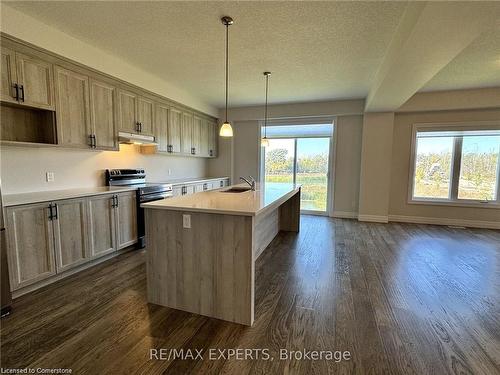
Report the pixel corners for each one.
[240,176,256,191]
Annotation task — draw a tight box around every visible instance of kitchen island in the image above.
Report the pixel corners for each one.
[142,182,301,326]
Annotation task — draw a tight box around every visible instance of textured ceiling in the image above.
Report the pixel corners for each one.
[5,1,406,107]
[422,28,500,92]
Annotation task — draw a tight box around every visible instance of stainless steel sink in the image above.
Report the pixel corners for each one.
[221,187,252,193]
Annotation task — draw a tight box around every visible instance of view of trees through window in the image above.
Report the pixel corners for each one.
[413,132,500,202]
[264,138,329,211]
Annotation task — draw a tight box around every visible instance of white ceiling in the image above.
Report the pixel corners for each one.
[4,1,500,109]
[422,28,500,92]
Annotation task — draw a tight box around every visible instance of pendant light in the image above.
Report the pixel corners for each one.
[219,16,234,137]
[261,72,271,147]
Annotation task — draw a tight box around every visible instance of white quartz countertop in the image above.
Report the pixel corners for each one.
[141,182,301,216]
[3,186,137,207]
[153,176,230,185]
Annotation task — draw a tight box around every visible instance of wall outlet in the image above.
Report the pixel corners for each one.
[168,169,172,175]
[46,172,55,182]
[183,214,191,229]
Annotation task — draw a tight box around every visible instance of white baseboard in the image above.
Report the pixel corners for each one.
[388,215,500,230]
[358,214,389,223]
[331,210,358,219]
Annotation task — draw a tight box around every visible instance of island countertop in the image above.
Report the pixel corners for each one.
[141,182,301,216]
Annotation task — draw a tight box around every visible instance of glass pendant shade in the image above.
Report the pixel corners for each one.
[261,137,269,147]
[219,121,233,137]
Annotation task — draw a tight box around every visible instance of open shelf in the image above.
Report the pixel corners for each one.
[1,103,56,145]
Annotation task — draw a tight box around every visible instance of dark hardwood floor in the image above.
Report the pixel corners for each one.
[1,216,499,374]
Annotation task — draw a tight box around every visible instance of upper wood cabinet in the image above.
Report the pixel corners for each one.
[1,47,17,105]
[137,97,154,135]
[55,66,92,148]
[117,89,154,135]
[168,107,182,153]
[155,103,169,153]
[89,79,118,150]
[192,115,203,156]
[181,112,193,154]
[52,198,89,272]
[5,203,56,290]
[1,49,55,110]
[208,120,218,158]
[199,119,209,157]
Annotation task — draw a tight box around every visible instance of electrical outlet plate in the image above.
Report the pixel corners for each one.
[46,172,55,182]
[183,214,191,229]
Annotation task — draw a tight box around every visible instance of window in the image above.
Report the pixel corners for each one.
[410,124,500,206]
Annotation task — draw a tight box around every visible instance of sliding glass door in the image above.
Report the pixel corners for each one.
[263,130,332,214]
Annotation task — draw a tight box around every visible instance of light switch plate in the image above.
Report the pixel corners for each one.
[183,214,191,229]
[168,169,172,175]
[46,172,55,182]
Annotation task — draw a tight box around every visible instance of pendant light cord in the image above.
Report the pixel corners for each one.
[225,23,229,123]
[264,73,269,138]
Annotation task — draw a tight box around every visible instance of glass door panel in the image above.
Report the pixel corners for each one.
[296,138,330,212]
[264,138,295,184]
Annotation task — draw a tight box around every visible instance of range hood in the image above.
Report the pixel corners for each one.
[118,132,157,145]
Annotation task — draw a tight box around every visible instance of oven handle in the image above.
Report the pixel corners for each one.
[140,193,173,203]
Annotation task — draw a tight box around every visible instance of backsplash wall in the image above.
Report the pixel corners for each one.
[0,144,207,194]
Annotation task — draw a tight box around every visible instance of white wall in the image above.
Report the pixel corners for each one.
[0,145,206,194]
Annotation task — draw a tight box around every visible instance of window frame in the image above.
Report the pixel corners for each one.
[408,121,500,209]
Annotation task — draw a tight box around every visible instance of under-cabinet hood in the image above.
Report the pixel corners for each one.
[118,132,157,145]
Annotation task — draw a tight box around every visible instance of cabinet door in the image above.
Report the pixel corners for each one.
[208,121,218,157]
[194,183,204,193]
[168,107,182,153]
[155,103,169,152]
[118,89,138,133]
[172,186,183,197]
[15,52,55,110]
[87,194,116,258]
[137,96,154,135]
[181,112,193,154]
[55,66,91,148]
[1,47,18,104]
[115,192,137,249]
[199,119,209,157]
[5,203,56,290]
[90,79,117,150]
[192,116,202,155]
[52,198,89,272]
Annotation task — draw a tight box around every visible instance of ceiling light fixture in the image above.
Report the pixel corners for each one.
[219,16,234,137]
[261,71,271,147]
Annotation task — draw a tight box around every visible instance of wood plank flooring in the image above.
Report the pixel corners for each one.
[1,216,499,374]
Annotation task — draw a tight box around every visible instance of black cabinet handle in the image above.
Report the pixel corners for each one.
[135,122,140,132]
[48,204,53,220]
[209,149,213,157]
[53,204,58,220]
[111,196,115,208]
[181,186,187,195]
[203,183,207,191]
[191,147,196,155]
[115,195,119,207]
[19,85,25,102]
[220,180,223,187]
[13,83,19,101]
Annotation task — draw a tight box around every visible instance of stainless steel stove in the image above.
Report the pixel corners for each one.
[106,169,173,248]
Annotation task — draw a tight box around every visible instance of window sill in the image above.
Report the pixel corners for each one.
[408,199,500,209]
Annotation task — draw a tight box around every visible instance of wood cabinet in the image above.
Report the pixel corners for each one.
[192,116,203,156]
[115,192,137,249]
[199,119,209,157]
[118,89,154,135]
[55,66,91,148]
[155,103,169,153]
[90,79,117,150]
[87,194,116,258]
[137,97,154,135]
[5,203,56,290]
[168,107,182,153]
[1,49,55,110]
[15,52,55,110]
[1,47,17,104]
[5,192,138,292]
[181,112,193,154]
[52,198,89,272]
[172,178,230,198]
[208,120,218,157]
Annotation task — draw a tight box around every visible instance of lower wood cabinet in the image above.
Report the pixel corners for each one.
[116,191,137,249]
[172,178,230,198]
[5,202,56,290]
[5,191,138,291]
